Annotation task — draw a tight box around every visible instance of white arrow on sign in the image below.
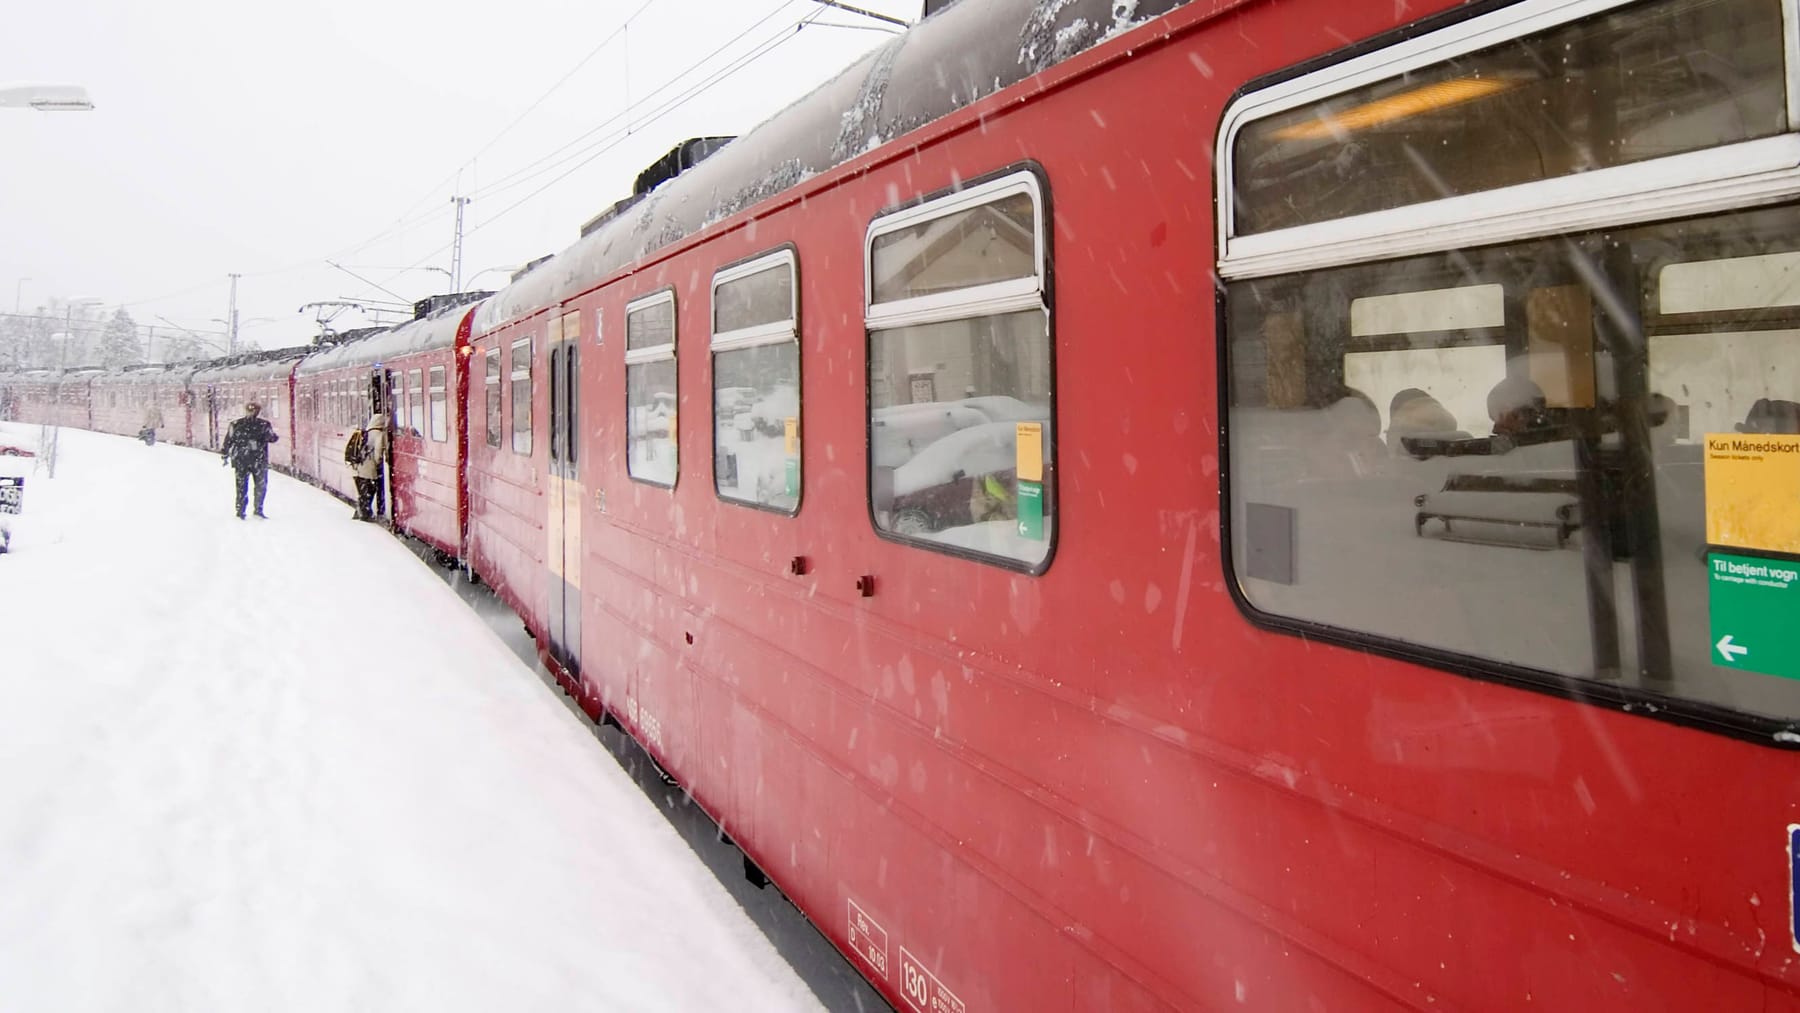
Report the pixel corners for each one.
[1717,635,1749,663]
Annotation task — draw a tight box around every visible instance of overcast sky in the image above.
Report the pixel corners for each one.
[1,0,918,353]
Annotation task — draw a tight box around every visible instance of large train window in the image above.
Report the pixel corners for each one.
[428,366,447,442]
[510,337,532,455]
[405,369,424,437]
[711,249,798,512]
[626,290,677,487]
[1220,0,1800,735]
[864,168,1054,571]
[484,348,501,449]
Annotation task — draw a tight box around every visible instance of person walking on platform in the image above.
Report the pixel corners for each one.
[351,411,389,522]
[139,403,164,446]
[220,401,279,519]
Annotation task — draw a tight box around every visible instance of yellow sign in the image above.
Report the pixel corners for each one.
[1016,422,1044,482]
[667,411,678,449]
[1705,433,1800,554]
[784,417,799,456]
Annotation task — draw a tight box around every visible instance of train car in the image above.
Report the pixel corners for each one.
[88,365,170,441]
[294,333,391,501]
[49,369,97,431]
[379,298,483,558]
[191,354,304,469]
[465,292,551,658]
[467,0,1800,1009]
[146,364,201,449]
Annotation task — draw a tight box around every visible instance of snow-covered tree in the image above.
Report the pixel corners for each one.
[98,308,143,368]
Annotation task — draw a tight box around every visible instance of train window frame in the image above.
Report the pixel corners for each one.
[710,246,800,515]
[510,336,532,456]
[428,365,447,443]
[625,288,678,489]
[484,347,502,449]
[406,368,425,437]
[1215,0,1800,282]
[1216,0,1800,744]
[863,164,1058,574]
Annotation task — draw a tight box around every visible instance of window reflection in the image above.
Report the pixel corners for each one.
[1234,0,1788,234]
[1227,202,1800,721]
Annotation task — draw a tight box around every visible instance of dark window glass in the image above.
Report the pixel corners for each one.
[1233,0,1788,234]
[714,263,794,334]
[485,350,501,448]
[627,358,678,485]
[1225,201,1800,722]
[428,365,447,442]
[869,308,1052,566]
[407,369,424,436]
[511,338,531,455]
[871,192,1036,302]
[715,342,798,510]
[626,298,674,352]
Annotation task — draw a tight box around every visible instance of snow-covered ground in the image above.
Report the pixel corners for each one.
[0,422,826,1012]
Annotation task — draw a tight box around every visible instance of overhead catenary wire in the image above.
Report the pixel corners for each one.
[463,0,808,206]
[360,3,830,297]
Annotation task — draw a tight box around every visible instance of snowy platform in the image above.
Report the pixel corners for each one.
[0,423,826,1012]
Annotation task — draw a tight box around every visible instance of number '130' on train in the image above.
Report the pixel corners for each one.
[7,0,1800,1008]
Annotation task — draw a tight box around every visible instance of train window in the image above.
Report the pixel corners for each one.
[626,290,677,486]
[428,366,447,442]
[711,249,798,512]
[484,348,501,449]
[510,337,532,455]
[865,169,1054,570]
[1221,0,1800,731]
[406,369,425,437]
[1228,0,1788,237]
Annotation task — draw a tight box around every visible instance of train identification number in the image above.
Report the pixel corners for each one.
[847,899,889,980]
[898,946,965,1013]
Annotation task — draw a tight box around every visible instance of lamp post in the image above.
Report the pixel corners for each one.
[59,298,103,370]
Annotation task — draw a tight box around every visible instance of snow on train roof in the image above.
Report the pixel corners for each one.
[191,352,309,383]
[474,0,1190,334]
[91,365,194,387]
[295,302,479,377]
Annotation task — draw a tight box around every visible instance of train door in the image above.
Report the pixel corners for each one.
[546,309,583,677]
[371,369,393,518]
[205,387,220,449]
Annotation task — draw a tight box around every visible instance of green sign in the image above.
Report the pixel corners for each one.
[1016,480,1044,541]
[1709,551,1800,681]
[784,457,799,498]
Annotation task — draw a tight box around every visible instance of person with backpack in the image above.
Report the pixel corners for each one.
[349,411,389,521]
[220,401,280,519]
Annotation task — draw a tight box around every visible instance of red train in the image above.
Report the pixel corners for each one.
[7,0,1800,1007]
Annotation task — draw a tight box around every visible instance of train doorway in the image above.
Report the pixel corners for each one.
[546,311,582,677]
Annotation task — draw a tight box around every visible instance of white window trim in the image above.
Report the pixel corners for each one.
[625,344,675,366]
[1217,0,1800,279]
[625,290,677,355]
[865,171,1045,320]
[867,280,1044,332]
[711,323,795,353]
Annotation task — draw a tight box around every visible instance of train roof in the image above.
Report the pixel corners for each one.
[474,0,1191,334]
[191,351,309,383]
[296,301,479,376]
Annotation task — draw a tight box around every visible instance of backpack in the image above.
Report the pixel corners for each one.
[344,428,368,466]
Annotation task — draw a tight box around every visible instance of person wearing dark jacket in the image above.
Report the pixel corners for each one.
[220,401,280,518]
